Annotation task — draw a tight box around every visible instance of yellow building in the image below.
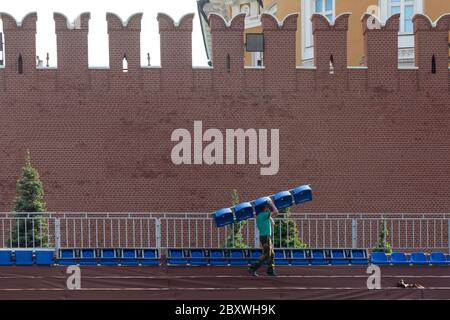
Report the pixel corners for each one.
[198,0,450,67]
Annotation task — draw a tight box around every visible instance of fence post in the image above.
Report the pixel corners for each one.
[448,219,450,254]
[156,218,161,249]
[54,218,61,256]
[254,222,259,248]
[352,219,357,248]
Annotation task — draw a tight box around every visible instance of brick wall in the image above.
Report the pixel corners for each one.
[0,12,449,215]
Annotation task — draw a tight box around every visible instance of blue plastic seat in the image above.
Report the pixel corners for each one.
[274,250,290,265]
[370,251,390,265]
[35,249,55,265]
[291,185,312,204]
[331,249,349,265]
[311,249,328,265]
[214,208,234,227]
[291,249,309,265]
[121,249,139,265]
[351,249,368,265]
[58,249,77,265]
[230,249,248,265]
[141,249,160,265]
[234,202,254,222]
[410,252,428,265]
[273,191,293,210]
[210,249,228,265]
[0,250,13,266]
[79,249,97,265]
[14,250,33,266]
[189,249,208,266]
[167,249,187,265]
[430,252,447,265]
[99,249,119,266]
[253,197,272,215]
[391,252,410,265]
[249,249,262,264]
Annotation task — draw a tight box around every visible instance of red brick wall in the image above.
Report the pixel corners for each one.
[0,12,449,214]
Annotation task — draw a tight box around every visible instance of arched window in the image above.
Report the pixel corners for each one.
[122,55,128,73]
[431,54,436,74]
[329,54,335,74]
[18,54,23,74]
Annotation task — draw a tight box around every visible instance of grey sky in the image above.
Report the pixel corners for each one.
[0,0,208,67]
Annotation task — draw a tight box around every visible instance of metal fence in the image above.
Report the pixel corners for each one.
[0,212,449,253]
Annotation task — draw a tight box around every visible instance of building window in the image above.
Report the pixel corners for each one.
[301,0,335,65]
[315,0,334,22]
[389,0,415,33]
[309,0,336,45]
[252,52,263,67]
[240,3,251,17]
[0,32,4,66]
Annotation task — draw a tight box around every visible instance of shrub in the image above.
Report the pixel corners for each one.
[8,151,49,248]
[224,189,248,248]
[372,220,392,253]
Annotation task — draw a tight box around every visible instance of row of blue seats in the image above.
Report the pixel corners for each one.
[0,248,160,266]
[58,248,160,265]
[371,252,450,265]
[3,248,449,266]
[167,248,369,266]
[0,249,54,266]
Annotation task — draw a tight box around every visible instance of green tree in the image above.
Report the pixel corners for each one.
[273,207,307,248]
[224,189,248,248]
[8,151,49,248]
[372,220,392,253]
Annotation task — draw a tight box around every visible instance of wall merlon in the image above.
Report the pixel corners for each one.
[361,13,400,34]
[107,13,142,72]
[0,12,37,30]
[54,12,90,31]
[157,13,195,32]
[311,13,350,32]
[261,12,299,30]
[312,13,349,72]
[262,13,298,92]
[107,12,143,31]
[209,13,245,31]
[413,14,449,91]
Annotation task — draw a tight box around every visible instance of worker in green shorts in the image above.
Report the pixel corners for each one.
[248,199,278,277]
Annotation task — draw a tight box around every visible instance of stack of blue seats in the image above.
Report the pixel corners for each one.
[213,185,313,227]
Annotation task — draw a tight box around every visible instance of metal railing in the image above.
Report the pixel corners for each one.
[0,213,449,253]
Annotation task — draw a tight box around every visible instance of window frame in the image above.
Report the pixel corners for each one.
[380,0,423,35]
[301,0,336,64]
[389,0,416,34]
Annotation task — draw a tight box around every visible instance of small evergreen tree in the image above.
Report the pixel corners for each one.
[273,207,307,248]
[9,151,49,248]
[372,220,392,253]
[224,189,248,248]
